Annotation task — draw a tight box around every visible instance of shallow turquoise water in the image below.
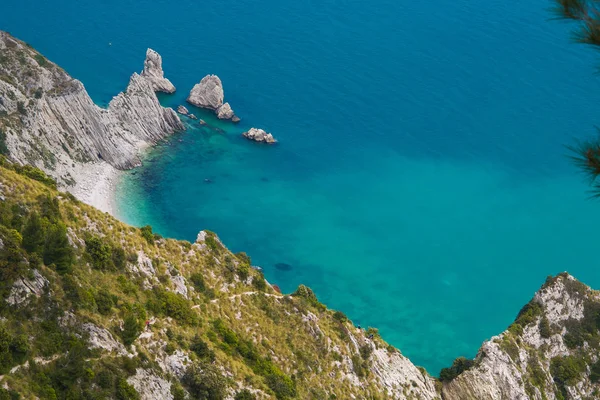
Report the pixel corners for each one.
[4,0,600,374]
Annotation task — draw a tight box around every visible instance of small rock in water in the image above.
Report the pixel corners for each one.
[232,115,241,123]
[275,262,292,271]
[177,105,189,116]
[243,128,276,144]
[189,114,197,120]
[204,178,213,184]
[199,119,207,125]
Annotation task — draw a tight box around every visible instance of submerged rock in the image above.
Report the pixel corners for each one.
[187,74,239,121]
[242,128,277,144]
[141,49,176,94]
[275,262,292,271]
[176,105,189,115]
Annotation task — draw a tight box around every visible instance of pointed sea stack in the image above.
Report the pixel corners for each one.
[141,48,176,93]
[187,74,240,122]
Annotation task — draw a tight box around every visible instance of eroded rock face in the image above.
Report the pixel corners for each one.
[141,49,176,93]
[0,31,183,190]
[6,270,48,306]
[127,368,173,400]
[187,75,224,110]
[242,128,276,144]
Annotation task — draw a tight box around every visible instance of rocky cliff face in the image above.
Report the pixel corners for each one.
[442,273,600,400]
[0,31,183,195]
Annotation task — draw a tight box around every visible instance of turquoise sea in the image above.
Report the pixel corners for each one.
[4,0,600,374]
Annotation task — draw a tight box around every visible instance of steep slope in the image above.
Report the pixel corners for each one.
[440,273,600,400]
[0,161,439,399]
[0,31,183,204]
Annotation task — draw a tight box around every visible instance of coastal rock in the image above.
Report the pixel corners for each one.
[141,49,176,93]
[216,102,234,120]
[187,74,239,121]
[242,128,277,144]
[0,31,184,209]
[177,105,189,115]
[232,115,241,123]
[127,369,173,400]
[187,75,224,110]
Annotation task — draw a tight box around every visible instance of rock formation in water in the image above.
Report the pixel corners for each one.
[187,74,240,121]
[0,31,183,204]
[141,48,176,93]
[242,127,277,143]
[177,105,189,115]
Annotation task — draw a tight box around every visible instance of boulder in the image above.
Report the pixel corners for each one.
[141,49,176,93]
[242,128,277,144]
[176,105,189,115]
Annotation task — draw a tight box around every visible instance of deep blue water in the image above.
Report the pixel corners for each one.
[4,0,600,374]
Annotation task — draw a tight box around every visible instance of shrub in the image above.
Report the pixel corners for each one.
[550,355,586,387]
[140,225,154,245]
[120,314,142,346]
[43,222,73,274]
[147,289,198,326]
[171,381,187,400]
[34,54,47,67]
[539,316,551,339]
[252,274,267,292]
[234,389,256,400]
[116,378,140,400]
[95,289,115,315]
[191,335,215,362]
[237,264,250,281]
[85,236,112,270]
[21,212,45,254]
[190,273,206,292]
[0,131,8,156]
[16,101,26,115]
[183,362,227,400]
[18,165,56,188]
[439,357,475,382]
[235,252,251,266]
[265,373,296,399]
[359,344,372,361]
[333,311,348,323]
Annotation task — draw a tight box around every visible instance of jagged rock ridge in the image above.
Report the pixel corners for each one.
[0,31,183,191]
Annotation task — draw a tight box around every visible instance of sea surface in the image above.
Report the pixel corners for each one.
[4,0,600,374]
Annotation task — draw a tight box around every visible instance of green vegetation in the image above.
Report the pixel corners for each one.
[439,357,475,382]
[550,355,587,394]
[0,131,8,156]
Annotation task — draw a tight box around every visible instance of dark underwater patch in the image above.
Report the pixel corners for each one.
[275,262,292,271]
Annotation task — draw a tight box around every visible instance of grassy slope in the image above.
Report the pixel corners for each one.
[0,161,419,399]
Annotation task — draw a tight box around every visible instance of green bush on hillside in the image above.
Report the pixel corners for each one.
[183,361,227,400]
[439,357,475,382]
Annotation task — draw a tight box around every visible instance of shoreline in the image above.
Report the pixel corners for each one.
[69,161,121,216]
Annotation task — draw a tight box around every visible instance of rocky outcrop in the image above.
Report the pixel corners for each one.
[141,49,176,93]
[442,273,600,400]
[6,270,49,306]
[127,369,173,400]
[0,31,183,198]
[176,105,189,116]
[242,128,276,144]
[187,74,239,121]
